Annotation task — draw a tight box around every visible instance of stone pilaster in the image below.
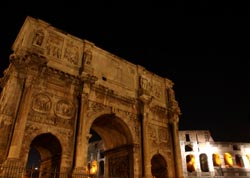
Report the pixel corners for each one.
[139,94,152,178]
[72,93,89,175]
[169,115,184,178]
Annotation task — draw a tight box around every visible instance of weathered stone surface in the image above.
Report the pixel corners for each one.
[0,16,183,178]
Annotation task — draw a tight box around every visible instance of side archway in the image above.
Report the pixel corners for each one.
[151,154,168,178]
[26,133,62,178]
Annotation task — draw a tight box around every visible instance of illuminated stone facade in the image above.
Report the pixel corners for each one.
[179,130,250,178]
[0,16,183,178]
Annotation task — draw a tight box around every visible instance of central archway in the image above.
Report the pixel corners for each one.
[26,133,62,178]
[89,114,134,178]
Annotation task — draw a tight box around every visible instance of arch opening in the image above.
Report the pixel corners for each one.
[151,154,168,178]
[88,114,134,178]
[26,133,62,178]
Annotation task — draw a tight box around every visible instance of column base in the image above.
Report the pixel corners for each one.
[72,166,89,178]
[0,158,24,177]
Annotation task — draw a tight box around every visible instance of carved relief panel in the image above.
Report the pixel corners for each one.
[46,32,64,59]
[62,39,81,66]
[22,19,83,70]
[139,74,165,103]
[29,92,76,129]
[148,124,170,151]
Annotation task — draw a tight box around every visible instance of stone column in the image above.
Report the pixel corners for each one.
[7,75,33,159]
[139,95,152,178]
[142,109,150,178]
[167,86,184,178]
[73,74,97,177]
[170,115,184,178]
[0,70,24,163]
[1,74,33,177]
[73,93,89,175]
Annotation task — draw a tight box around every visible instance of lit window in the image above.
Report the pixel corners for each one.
[212,153,221,167]
[224,153,233,168]
[186,154,196,172]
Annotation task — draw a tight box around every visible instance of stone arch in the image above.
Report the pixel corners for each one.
[91,114,133,149]
[86,109,136,147]
[151,154,168,178]
[88,113,134,178]
[25,133,62,178]
[199,153,209,172]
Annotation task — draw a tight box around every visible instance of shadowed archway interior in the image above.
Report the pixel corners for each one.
[151,154,168,178]
[27,133,62,177]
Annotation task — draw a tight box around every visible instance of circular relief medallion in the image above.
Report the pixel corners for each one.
[32,93,51,113]
[55,100,74,119]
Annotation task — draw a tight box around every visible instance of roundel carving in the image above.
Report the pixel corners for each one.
[54,100,74,119]
[32,93,52,113]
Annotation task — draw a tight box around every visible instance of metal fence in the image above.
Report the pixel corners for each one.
[0,165,121,178]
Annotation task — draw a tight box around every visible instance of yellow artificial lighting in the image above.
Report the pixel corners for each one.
[224,153,233,167]
[186,154,196,172]
[212,153,221,167]
[87,160,98,176]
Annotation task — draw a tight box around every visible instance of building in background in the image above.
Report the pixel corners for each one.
[87,130,250,178]
[179,130,250,178]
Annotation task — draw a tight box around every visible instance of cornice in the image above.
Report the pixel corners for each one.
[92,84,137,105]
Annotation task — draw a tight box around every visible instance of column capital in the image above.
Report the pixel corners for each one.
[169,115,179,126]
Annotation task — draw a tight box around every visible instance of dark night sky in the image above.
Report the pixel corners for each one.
[0,6,249,142]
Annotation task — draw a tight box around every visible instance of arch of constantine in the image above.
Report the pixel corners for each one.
[0,16,183,178]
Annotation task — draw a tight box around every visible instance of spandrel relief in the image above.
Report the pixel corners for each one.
[32,93,52,113]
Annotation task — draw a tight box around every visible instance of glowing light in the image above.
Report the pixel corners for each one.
[224,153,233,167]
[90,160,98,175]
[212,153,221,167]
[87,160,98,176]
[186,154,196,172]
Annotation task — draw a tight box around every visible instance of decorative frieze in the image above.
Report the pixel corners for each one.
[93,84,136,108]
[150,105,167,121]
[25,123,42,137]
[46,32,64,59]
[87,101,111,117]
